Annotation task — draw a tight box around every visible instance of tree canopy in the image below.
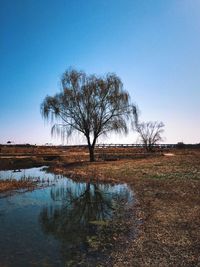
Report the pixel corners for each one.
[136,121,165,151]
[41,68,138,161]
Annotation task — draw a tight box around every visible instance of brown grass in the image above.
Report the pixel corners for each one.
[1,146,200,265]
[0,179,36,193]
[50,149,200,266]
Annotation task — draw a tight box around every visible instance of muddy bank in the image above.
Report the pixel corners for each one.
[0,149,200,266]
[48,150,200,266]
[0,165,137,267]
[0,179,37,195]
[0,157,54,171]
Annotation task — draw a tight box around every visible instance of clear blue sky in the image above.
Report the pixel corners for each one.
[0,0,199,145]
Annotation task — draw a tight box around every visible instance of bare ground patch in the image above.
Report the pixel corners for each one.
[50,149,200,266]
[0,179,37,194]
[1,148,200,266]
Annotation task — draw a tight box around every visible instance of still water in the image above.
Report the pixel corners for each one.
[0,166,134,267]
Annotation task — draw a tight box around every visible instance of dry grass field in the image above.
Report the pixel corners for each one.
[51,148,200,266]
[0,146,200,266]
[0,179,36,194]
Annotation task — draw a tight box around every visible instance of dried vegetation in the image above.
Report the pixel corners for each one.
[0,179,36,194]
[1,146,200,266]
[52,149,200,266]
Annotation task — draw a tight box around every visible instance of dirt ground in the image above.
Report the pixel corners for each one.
[0,179,36,194]
[51,149,200,266]
[0,147,200,266]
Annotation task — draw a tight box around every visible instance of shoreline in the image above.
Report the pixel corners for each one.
[0,149,200,265]
[0,179,37,194]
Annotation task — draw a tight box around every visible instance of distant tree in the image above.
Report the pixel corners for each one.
[7,141,13,145]
[136,121,165,152]
[176,142,185,149]
[41,68,138,161]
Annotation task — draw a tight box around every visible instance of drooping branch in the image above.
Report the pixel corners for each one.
[41,68,138,161]
[136,121,165,151]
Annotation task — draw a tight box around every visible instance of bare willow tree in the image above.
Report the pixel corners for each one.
[41,68,137,161]
[136,121,165,152]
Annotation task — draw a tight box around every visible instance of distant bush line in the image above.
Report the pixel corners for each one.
[0,143,200,149]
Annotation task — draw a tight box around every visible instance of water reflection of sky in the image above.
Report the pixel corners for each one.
[0,166,134,267]
[0,166,55,180]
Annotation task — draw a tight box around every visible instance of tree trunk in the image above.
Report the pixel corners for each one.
[148,143,153,152]
[88,145,95,162]
[144,142,149,152]
[86,134,96,162]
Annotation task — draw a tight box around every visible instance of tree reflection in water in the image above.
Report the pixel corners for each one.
[39,180,132,265]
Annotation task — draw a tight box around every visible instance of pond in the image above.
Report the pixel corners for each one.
[0,166,134,267]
